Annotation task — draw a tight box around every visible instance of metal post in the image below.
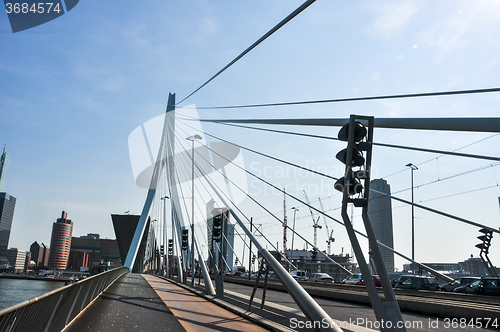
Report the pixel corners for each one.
[339,115,406,332]
[186,135,202,285]
[191,139,195,285]
[161,195,169,276]
[248,217,253,280]
[406,163,418,274]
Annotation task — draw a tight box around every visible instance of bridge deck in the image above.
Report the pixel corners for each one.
[65,273,268,332]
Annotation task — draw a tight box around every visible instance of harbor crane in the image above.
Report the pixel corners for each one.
[303,191,321,253]
[318,197,335,255]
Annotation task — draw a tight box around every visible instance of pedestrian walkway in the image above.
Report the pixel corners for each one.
[143,274,269,332]
[65,273,185,332]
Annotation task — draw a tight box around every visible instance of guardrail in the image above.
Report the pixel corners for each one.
[0,266,129,332]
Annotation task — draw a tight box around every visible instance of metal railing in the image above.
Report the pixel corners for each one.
[0,266,128,332]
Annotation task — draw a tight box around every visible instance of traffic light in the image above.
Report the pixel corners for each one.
[182,229,189,250]
[212,212,223,242]
[168,239,173,255]
[252,255,256,264]
[476,228,493,253]
[311,248,318,261]
[235,258,239,265]
[160,245,164,256]
[334,119,371,201]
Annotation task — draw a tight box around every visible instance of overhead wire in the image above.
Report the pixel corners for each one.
[177,0,317,105]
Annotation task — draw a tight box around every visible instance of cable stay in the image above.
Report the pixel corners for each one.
[176,116,500,248]
[192,87,500,110]
[176,0,317,105]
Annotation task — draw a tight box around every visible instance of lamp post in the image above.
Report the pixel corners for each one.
[290,207,298,256]
[161,195,169,276]
[151,219,157,273]
[406,163,418,274]
[186,134,202,284]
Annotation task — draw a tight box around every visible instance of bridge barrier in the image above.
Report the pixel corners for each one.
[0,266,129,332]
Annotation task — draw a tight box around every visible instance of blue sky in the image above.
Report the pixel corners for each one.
[1,0,500,270]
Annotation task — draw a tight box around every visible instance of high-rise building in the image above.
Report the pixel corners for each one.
[0,145,10,192]
[0,193,16,266]
[6,248,26,273]
[30,241,50,268]
[368,179,394,272]
[48,211,73,270]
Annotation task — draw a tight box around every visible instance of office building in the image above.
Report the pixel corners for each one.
[67,233,121,271]
[6,248,26,273]
[0,145,9,192]
[368,179,394,272]
[0,193,16,266]
[111,214,146,273]
[30,241,50,268]
[48,211,73,270]
[206,200,232,272]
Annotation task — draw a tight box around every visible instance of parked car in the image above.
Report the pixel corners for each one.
[290,270,307,281]
[342,274,363,284]
[454,278,500,296]
[391,275,412,287]
[441,277,480,292]
[355,275,382,287]
[394,276,441,291]
[309,273,333,283]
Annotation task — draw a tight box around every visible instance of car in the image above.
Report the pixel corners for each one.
[290,270,307,281]
[342,274,363,284]
[440,277,480,292]
[391,275,412,287]
[354,275,382,287]
[454,279,480,294]
[309,273,333,283]
[394,276,441,291]
[454,278,500,296]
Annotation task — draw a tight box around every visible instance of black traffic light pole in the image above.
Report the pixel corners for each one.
[338,115,406,332]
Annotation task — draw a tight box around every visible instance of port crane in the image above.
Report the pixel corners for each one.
[318,197,335,255]
[303,191,321,252]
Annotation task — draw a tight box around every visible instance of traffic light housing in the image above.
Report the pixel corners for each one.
[168,239,173,255]
[311,248,318,261]
[476,228,493,253]
[212,212,223,242]
[334,118,373,204]
[182,229,189,250]
[160,245,164,256]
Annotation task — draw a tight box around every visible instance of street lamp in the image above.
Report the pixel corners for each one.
[151,219,158,273]
[186,134,202,284]
[161,196,169,277]
[406,163,418,274]
[290,207,299,255]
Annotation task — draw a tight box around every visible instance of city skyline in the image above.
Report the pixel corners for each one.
[1,1,500,270]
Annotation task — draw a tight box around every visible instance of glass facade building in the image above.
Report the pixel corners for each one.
[0,193,16,263]
[0,146,10,192]
[368,179,395,272]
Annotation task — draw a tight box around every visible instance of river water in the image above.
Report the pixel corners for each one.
[0,278,65,310]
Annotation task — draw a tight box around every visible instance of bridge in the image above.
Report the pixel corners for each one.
[2,1,500,331]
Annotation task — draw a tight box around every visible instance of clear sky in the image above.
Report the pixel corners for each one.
[1,0,499,271]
